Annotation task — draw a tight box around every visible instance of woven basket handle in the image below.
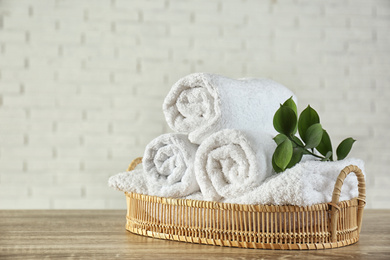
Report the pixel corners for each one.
[127,157,143,171]
[330,165,366,242]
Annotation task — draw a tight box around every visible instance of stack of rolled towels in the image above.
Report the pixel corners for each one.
[109,73,364,206]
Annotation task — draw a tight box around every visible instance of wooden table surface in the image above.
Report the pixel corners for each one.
[0,210,389,259]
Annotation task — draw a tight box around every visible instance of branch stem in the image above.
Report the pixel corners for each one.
[289,136,325,160]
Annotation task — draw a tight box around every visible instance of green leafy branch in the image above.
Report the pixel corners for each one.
[272,97,356,173]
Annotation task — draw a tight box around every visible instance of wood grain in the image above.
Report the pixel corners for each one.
[0,210,389,259]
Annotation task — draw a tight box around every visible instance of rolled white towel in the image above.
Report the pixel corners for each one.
[163,73,296,144]
[227,157,365,206]
[143,133,200,198]
[195,129,276,202]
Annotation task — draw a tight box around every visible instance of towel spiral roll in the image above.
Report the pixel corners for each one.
[195,129,275,202]
[143,133,199,198]
[163,73,297,144]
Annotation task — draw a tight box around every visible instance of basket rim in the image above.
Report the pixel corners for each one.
[125,191,359,212]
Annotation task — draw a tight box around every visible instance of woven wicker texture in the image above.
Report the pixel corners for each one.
[125,158,365,250]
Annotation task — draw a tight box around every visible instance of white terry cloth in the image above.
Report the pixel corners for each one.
[108,168,204,200]
[143,133,200,198]
[108,169,148,194]
[163,73,297,144]
[195,129,276,202]
[184,191,204,200]
[227,158,365,206]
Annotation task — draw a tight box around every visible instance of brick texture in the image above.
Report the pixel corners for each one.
[0,0,389,209]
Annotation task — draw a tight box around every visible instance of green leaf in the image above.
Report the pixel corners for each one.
[273,134,288,145]
[298,105,320,143]
[282,97,298,134]
[274,138,293,171]
[273,106,297,136]
[321,151,333,161]
[287,147,303,169]
[304,123,323,149]
[336,138,356,160]
[316,129,333,160]
[283,97,297,116]
[272,154,283,173]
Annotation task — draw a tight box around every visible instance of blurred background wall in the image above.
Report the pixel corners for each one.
[0,0,389,209]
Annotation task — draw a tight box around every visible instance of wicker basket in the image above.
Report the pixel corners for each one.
[124,157,366,250]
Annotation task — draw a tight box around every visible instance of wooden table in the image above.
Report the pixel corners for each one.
[0,210,389,259]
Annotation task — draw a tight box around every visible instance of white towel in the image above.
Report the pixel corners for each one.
[108,168,148,194]
[163,73,297,144]
[143,133,200,198]
[195,129,276,202]
[108,168,205,200]
[227,157,365,206]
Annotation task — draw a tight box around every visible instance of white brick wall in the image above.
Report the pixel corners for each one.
[0,0,389,209]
